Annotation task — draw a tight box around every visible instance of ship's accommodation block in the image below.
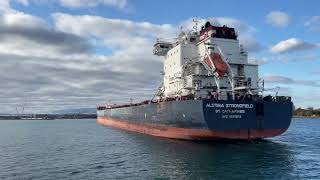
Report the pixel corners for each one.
[154,22,259,100]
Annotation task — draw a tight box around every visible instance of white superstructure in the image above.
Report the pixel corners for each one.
[153,21,259,100]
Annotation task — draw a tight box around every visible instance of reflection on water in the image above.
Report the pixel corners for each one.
[0,118,320,179]
[126,133,296,179]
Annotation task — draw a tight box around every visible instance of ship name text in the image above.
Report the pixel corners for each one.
[206,103,254,109]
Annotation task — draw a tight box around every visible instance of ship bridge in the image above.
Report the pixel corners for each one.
[153,39,173,56]
[199,21,238,41]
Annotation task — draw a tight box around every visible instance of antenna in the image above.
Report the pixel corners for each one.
[16,107,19,115]
[193,18,201,32]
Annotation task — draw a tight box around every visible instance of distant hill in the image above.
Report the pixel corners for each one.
[52,108,96,114]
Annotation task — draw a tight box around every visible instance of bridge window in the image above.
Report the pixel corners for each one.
[190,37,196,42]
[248,77,252,86]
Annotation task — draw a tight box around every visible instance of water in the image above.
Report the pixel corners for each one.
[0,118,320,180]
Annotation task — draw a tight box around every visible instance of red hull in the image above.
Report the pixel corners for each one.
[97,117,286,140]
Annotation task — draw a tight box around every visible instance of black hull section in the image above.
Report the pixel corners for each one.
[97,100,293,139]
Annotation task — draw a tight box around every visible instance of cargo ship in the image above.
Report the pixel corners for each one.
[97,21,293,140]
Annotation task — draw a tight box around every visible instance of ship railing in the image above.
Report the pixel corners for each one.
[96,95,292,110]
[97,100,161,110]
[233,95,291,102]
[262,95,291,102]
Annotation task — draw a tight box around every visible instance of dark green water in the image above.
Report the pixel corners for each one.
[0,118,320,179]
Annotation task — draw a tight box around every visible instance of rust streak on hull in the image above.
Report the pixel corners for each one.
[97,117,286,140]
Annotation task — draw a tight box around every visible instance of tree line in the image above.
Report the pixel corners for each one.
[294,107,320,117]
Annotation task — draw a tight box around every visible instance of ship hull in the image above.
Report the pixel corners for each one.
[97,100,292,140]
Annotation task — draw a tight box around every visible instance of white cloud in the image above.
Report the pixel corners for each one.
[239,36,262,52]
[304,16,320,32]
[269,38,318,53]
[0,11,176,113]
[263,75,320,87]
[58,0,127,9]
[52,13,174,39]
[0,11,92,58]
[1,0,128,11]
[52,13,175,62]
[2,11,46,28]
[248,57,268,65]
[266,11,291,28]
[0,0,29,13]
[278,54,320,63]
[263,75,294,84]
[0,0,14,13]
[16,0,29,6]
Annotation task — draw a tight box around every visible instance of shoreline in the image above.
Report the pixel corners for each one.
[293,116,320,119]
[0,114,97,120]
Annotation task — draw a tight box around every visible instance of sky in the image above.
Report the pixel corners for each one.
[0,0,319,113]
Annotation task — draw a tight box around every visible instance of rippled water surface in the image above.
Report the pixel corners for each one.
[1,118,320,179]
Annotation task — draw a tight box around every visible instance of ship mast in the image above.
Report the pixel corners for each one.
[192,18,200,33]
